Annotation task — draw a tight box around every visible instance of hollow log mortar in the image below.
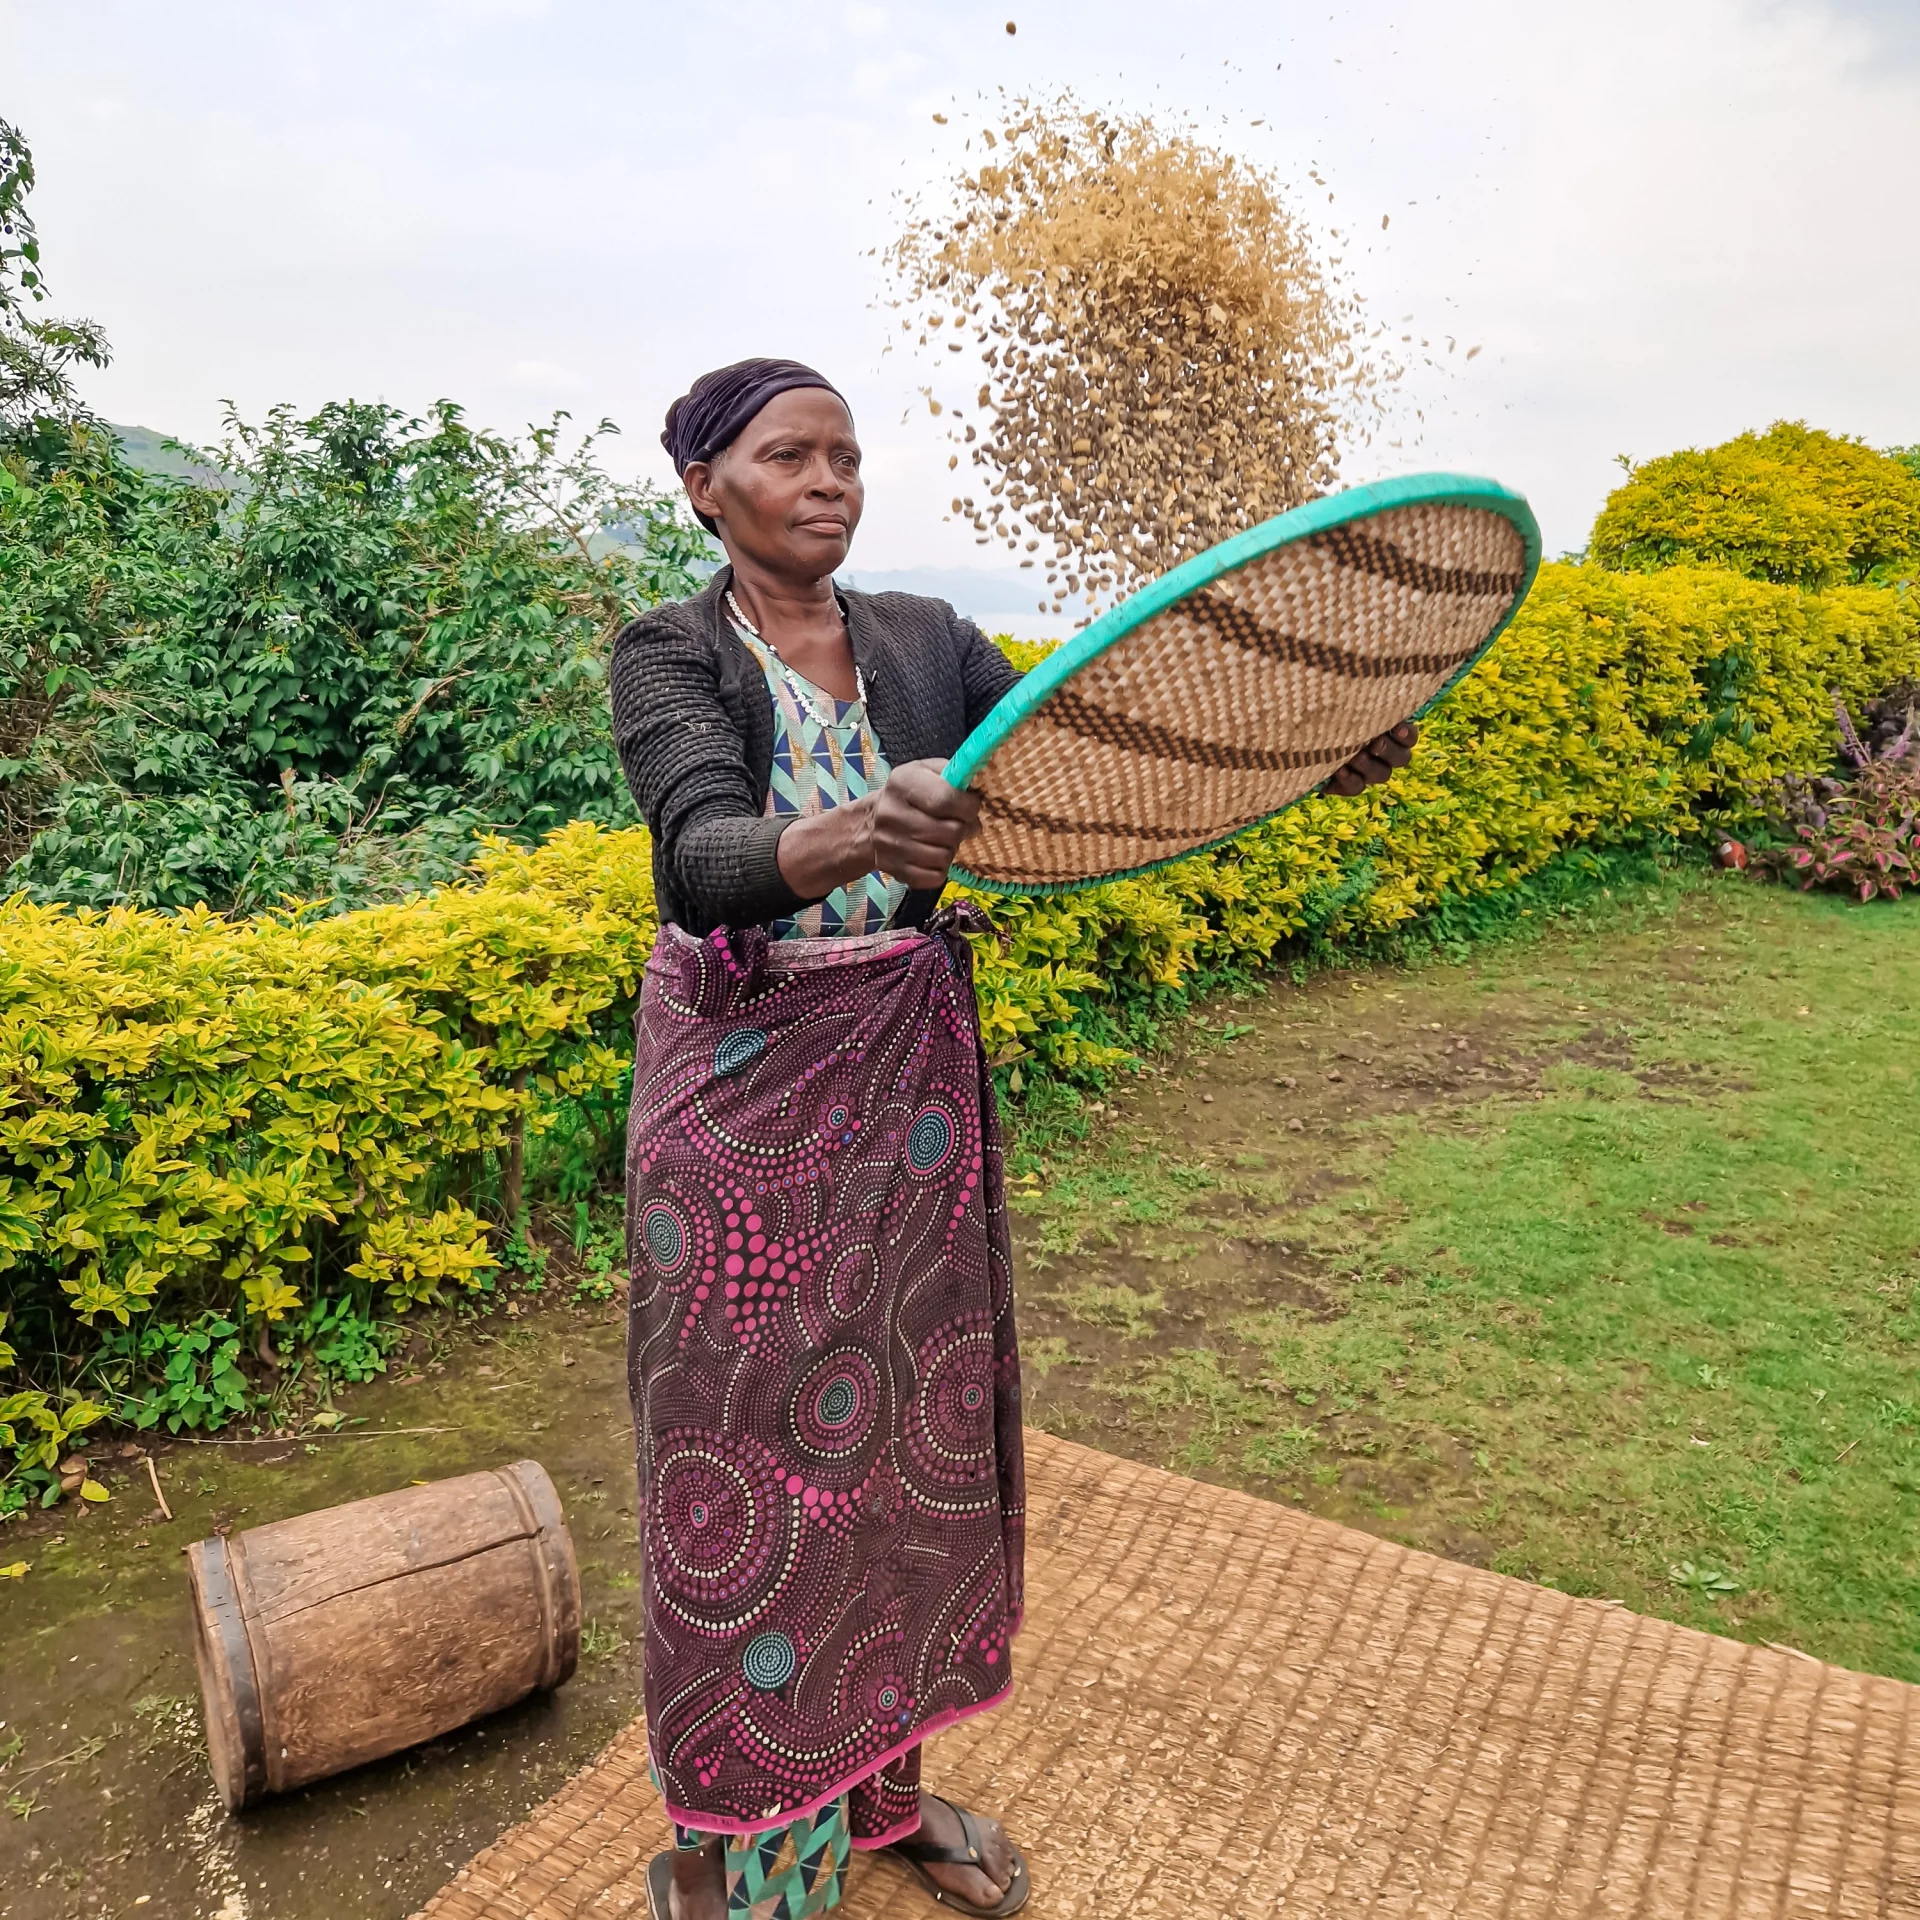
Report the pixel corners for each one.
[186,1458,581,1811]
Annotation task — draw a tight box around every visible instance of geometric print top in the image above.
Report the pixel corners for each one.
[732,618,910,940]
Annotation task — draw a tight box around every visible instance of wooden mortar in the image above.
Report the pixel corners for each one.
[186,1458,581,1811]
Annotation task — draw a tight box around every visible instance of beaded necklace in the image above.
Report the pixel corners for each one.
[725,589,867,725]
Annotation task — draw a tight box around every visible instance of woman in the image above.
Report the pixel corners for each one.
[611,358,1416,1920]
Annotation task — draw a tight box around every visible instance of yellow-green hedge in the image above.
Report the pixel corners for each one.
[965,562,1920,1068]
[3,560,1918,1466]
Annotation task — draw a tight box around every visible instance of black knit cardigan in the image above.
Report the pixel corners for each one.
[608,568,1020,935]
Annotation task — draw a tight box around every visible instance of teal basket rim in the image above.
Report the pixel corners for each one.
[946,471,1542,897]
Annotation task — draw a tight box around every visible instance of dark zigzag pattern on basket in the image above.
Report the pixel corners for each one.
[1036,689,1372,775]
[1314,521,1526,599]
[977,792,1281,849]
[1180,589,1492,682]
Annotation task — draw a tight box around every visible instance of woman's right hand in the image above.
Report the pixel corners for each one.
[775,758,983,899]
[868,759,983,890]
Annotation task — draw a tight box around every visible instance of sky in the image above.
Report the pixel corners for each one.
[5,0,1918,610]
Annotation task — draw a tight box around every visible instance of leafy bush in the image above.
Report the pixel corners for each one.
[1758,691,1918,902]
[96,1313,252,1435]
[1590,423,1920,590]
[2,119,715,912]
[1,406,712,910]
[0,821,658,1509]
[291,1293,401,1386]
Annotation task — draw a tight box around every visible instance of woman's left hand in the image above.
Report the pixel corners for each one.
[1324,720,1419,797]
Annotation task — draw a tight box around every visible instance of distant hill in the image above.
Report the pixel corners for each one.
[840,568,1091,643]
[838,566,1044,612]
[109,422,228,486]
[607,543,1072,627]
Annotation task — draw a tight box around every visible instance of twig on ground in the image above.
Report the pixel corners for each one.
[142,1453,173,1521]
[1832,1438,1860,1464]
[11,1734,109,1778]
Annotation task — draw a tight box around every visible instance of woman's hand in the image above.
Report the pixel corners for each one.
[1324,720,1419,797]
[775,758,982,899]
[870,760,983,889]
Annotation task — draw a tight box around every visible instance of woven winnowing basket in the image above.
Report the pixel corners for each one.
[947,477,1540,894]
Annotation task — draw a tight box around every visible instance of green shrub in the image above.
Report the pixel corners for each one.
[0,821,656,1509]
[0,406,712,910]
[1590,422,1920,590]
[2,116,714,912]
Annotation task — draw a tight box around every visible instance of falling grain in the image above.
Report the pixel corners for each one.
[891,95,1391,619]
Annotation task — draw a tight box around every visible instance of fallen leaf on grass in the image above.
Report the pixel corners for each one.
[0,1562,27,1579]
[79,1480,109,1503]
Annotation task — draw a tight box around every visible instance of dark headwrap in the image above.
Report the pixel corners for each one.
[661,358,849,533]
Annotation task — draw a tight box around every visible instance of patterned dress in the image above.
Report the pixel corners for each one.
[629,626,1025,1919]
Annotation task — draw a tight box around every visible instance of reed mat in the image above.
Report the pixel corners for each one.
[415,1432,1920,1918]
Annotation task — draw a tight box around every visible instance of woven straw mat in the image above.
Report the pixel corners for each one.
[415,1432,1920,1919]
[960,501,1527,890]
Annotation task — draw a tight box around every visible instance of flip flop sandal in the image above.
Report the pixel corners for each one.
[645,1851,673,1920]
[882,1795,1030,1916]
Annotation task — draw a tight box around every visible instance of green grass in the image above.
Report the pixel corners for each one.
[1012,870,1920,1681]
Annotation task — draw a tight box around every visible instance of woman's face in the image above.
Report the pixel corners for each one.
[686,389,864,582]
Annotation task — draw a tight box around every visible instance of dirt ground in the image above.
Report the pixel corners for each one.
[3,867,1910,1919]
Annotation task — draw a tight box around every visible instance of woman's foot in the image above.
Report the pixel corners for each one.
[669,1837,727,1920]
[909,1791,1018,1910]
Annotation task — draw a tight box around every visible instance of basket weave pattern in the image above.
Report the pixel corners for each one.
[414,1433,1920,1918]
[964,503,1529,889]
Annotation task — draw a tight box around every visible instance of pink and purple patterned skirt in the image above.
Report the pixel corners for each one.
[625,910,1025,1849]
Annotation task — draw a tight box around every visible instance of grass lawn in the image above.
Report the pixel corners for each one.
[1007,863,1920,1683]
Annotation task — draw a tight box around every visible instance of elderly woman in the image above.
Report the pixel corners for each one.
[611,358,1416,1920]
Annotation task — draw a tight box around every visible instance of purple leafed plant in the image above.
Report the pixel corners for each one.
[1759,684,1919,902]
